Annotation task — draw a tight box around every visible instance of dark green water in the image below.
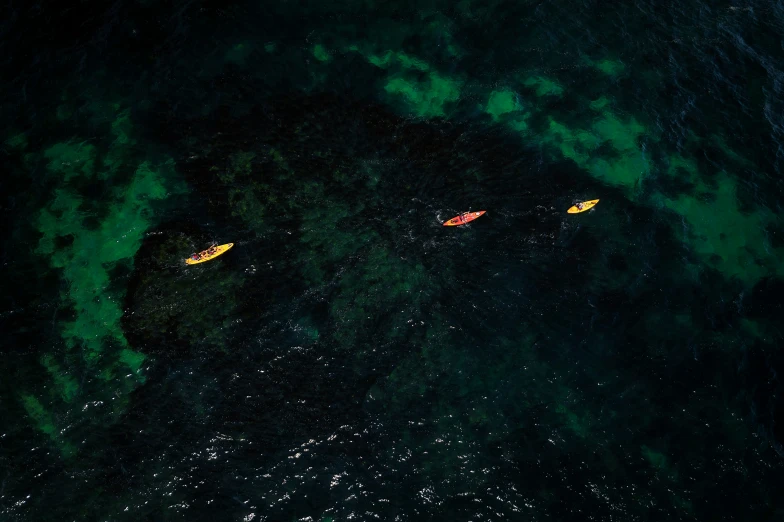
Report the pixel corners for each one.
[2,1,784,520]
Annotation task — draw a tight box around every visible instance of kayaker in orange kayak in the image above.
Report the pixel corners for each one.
[443,211,486,226]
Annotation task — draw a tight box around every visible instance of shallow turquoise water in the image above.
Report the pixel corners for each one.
[2,1,784,520]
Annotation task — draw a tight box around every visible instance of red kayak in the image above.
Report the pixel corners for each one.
[443,211,486,226]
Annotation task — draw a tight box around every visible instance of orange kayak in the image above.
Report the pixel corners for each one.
[185,243,234,265]
[443,211,486,226]
[567,199,599,214]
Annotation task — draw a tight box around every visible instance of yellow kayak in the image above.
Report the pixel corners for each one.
[185,243,234,265]
[567,199,599,214]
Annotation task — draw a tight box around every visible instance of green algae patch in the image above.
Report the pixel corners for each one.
[30,156,171,449]
[118,160,170,208]
[384,72,462,118]
[21,395,57,438]
[37,159,169,362]
[591,154,650,191]
[592,113,645,152]
[545,118,588,162]
[350,47,462,118]
[36,190,84,263]
[595,58,625,76]
[20,394,76,456]
[313,44,332,62]
[364,50,430,72]
[41,355,80,403]
[264,42,276,53]
[587,111,650,190]
[104,110,140,176]
[485,88,533,130]
[542,112,651,193]
[24,105,178,458]
[44,141,98,180]
[658,172,779,284]
[485,89,523,121]
[508,118,530,133]
[522,76,564,98]
[394,52,431,72]
[119,348,146,375]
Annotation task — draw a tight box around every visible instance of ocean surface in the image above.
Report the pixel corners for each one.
[2,1,784,520]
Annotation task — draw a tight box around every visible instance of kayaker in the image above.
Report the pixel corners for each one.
[576,202,584,211]
[185,243,234,265]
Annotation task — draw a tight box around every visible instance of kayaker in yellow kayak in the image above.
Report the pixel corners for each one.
[186,243,233,265]
[567,200,599,214]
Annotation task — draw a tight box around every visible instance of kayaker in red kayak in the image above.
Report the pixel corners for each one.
[443,211,486,226]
